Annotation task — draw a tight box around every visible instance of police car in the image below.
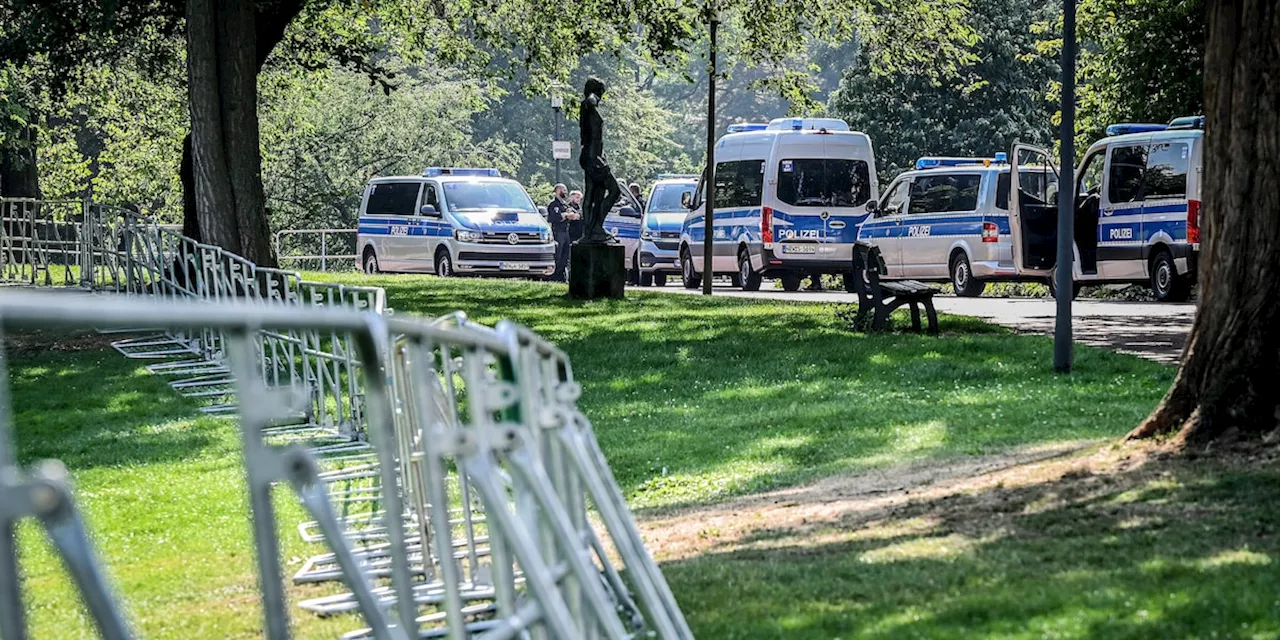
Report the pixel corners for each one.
[637,174,698,286]
[356,168,555,277]
[679,118,879,292]
[1010,115,1203,301]
[858,153,1051,296]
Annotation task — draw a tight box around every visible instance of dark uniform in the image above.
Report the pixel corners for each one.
[547,196,570,281]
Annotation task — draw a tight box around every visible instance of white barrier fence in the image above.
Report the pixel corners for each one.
[0,199,691,639]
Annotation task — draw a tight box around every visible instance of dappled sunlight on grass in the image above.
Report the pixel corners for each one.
[309,272,1175,509]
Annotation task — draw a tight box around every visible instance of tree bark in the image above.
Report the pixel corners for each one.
[184,0,279,267]
[1128,0,1280,446]
[0,124,41,199]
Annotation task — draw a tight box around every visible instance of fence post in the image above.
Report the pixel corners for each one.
[80,200,93,290]
[320,232,327,272]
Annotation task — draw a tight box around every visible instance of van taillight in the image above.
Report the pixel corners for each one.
[1187,199,1201,243]
[981,221,999,243]
[761,206,774,243]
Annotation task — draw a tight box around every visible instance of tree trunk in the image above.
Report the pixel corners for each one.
[0,124,41,199]
[184,0,276,267]
[1128,0,1280,446]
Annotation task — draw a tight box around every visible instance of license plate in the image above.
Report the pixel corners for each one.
[499,262,530,271]
[781,244,817,255]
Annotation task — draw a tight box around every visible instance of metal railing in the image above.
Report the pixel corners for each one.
[274,229,357,272]
[0,198,691,639]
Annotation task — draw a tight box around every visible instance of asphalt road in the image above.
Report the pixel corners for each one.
[655,282,1193,364]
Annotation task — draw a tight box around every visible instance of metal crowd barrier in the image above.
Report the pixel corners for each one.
[274,229,358,272]
[0,198,692,638]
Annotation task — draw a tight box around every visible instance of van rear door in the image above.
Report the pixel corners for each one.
[1008,144,1059,276]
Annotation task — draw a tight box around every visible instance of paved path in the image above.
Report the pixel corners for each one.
[657,284,1193,364]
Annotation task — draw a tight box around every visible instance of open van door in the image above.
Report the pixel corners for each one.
[1008,143,1060,277]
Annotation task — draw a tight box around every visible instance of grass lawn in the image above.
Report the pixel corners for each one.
[10,274,1267,639]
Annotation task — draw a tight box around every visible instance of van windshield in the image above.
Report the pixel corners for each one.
[442,181,536,213]
[648,184,694,213]
[777,159,873,208]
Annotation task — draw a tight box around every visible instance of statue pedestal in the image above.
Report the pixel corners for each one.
[568,244,625,300]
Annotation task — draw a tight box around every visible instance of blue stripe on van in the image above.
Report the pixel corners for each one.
[682,207,870,243]
[857,214,1012,239]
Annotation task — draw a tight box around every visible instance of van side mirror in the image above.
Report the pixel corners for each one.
[619,206,640,218]
[681,192,692,209]
[420,204,439,216]
[865,200,878,214]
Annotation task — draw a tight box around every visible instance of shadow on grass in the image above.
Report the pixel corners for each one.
[5,331,223,469]
[661,450,1280,639]
[308,274,1175,509]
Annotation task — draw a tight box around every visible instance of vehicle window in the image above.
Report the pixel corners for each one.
[776,159,873,208]
[423,185,439,211]
[879,180,909,217]
[1077,151,1106,196]
[442,181,536,213]
[908,174,982,214]
[365,182,421,216]
[714,160,766,209]
[1143,142,1189,199]
[1108,145,1147,203]
[648,184,695,213]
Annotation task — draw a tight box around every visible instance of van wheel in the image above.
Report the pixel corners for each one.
[1048,267,1079,300]
[362,249,380,275]
[654,273,667,287]
[781,274,802,292]
[629,251,641,285]
[680,250,702,289]
[434,248,454,278]
[738,249,762,291]
[1151,250,1191,302]
[950,252,987,297]
[842,272,858,293]
[640,271,653,287]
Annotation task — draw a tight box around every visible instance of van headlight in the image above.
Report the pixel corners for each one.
[540,230,551,243]
[455,230,481,242]
[641,228,653,240]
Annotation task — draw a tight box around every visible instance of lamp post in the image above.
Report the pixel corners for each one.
[702,3,719,296]
[551,95,564,185]
[1054,0,1077,372]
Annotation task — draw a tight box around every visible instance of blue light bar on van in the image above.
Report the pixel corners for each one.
[915,157,991,170]
[726,123,769,133]
[1104,123,1168,136]
[1167,115,1205,130]
[423,167,501,177]
[993,152,1008,163]
[657,173,699,180]
[765,117,851,132]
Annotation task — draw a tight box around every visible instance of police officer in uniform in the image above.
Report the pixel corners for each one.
[546,183,571,281]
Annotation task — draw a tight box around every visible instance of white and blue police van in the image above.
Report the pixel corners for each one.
[637,174,698,286]
[678,118,879,292]
[858,153,1056,296]
[1009,115,1203,301]
[604,178,646,281]
[356,167,555,278]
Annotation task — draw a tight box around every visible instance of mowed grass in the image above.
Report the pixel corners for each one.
[312,273,1173,509]
[7,274,1232,639]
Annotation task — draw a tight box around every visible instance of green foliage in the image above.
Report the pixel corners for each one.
[258,63,515,236]
[831,0,1059,181]
[1037,0,1205,152]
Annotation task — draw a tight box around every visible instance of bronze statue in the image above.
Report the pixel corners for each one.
[576,77,620,245]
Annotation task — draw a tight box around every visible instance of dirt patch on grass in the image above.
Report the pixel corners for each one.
[3,328,125,359]
[639,438,1280,562]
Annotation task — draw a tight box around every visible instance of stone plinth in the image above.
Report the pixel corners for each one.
[568,244,625,300]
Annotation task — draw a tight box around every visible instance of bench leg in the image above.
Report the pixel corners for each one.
[872,303,890,331]
[909,303,922,332]
[925,298,939,335]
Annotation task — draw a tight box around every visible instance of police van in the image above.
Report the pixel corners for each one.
[357,168,555,278]
[637,174,698,286]
[1009,116,1203,301]
[857,153,1056,296]
[678,118,879,291]
[604,178,646,281]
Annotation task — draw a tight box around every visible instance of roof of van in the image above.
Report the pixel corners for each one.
[369,174,517,183]
[1094,128,1203,148]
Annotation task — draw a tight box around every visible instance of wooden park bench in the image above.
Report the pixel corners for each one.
[851,241,940,334]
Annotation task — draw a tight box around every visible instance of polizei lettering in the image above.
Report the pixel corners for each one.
[1109,227,1134,240]
[908,225,931,237]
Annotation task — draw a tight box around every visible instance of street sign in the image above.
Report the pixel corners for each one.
[552,141,571,160]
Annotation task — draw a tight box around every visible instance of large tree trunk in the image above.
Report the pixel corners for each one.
[1128,0,1280,446]
[0,124,41,199]
[184,0,276,267]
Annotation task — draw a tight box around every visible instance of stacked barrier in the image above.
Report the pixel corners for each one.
[0,198,692,638]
